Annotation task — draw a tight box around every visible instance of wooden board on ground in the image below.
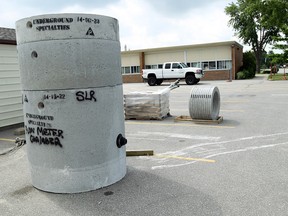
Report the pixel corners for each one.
[126,150,154,156]
[174,115,223,124]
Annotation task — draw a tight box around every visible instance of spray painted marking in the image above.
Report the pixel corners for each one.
[32,18,73,31]
[24,95,28,103]
[77,17,100,24]
[138,132,220,141]
[75,90,97,102]
[150,131,288,170]
[86,27,95,36]
[126,121,235,129]
[160,131,288,157]
[155,154,216,163]
[43,93,65,100]
[126,131,220,143]
[152,141,288,170]
[204,141,288,159]
[127,137,165,141]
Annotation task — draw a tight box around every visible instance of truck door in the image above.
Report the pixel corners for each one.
[164,63,184,78]
[162,63,171,78]
[162,63,180,78]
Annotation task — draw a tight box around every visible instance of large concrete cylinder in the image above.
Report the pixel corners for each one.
[189,86,220,120]
[16,14,126,193]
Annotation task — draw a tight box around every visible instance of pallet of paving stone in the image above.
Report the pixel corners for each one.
[124,90,170,120]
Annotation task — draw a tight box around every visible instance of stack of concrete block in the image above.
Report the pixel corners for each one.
[124,89,170,120]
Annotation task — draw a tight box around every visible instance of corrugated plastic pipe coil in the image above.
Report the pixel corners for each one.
[189,86,220,120]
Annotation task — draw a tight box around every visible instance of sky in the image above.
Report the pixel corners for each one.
[0,0,245,51]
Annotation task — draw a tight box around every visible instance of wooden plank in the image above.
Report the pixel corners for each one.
[125,113,171,120]
[125,116,164,120]
[126,150,154,156]
[174,115,223,124]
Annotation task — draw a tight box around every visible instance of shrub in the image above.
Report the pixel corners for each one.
[238,51,256,79]
[237,71,246,79]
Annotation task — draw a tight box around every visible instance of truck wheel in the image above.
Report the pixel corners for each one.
[148,76,157,86]
[156,79,163,85]
[185,74,196,85]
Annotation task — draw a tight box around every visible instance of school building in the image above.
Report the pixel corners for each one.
[121,41,243,83]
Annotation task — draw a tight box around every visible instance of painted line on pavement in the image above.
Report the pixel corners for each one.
[155,154,216,163]
[0,138,14,142]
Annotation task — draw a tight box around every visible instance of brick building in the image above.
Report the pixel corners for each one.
[121,41,243,83]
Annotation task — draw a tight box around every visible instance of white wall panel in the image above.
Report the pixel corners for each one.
[145,51,184,65]
[186,46,231,61]
[0,44,23,128]
[121,53,140,66]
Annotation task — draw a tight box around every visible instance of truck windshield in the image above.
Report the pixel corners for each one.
[180,62,188,68]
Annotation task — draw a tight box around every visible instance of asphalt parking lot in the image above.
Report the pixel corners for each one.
[1,74,288,216]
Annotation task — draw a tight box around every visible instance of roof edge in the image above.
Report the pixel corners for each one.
[122,41,243,54]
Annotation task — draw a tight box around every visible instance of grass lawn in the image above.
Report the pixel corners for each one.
[268,74,288,81]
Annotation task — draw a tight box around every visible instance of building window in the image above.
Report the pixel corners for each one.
[188,60,232,70]
[141,60,232,72]
[190,62,201,68]
[121,66,130,74]
[125,67,130,74]
[131,66,140,73]
[145,65,158,69]
[209,61,216,70]
[202,62,209,70]
[217,60,232,69]
[121,66,140,74]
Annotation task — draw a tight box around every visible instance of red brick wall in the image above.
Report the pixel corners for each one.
[122,74,143,83]
[235,46,243,75]
[201,70,231,80]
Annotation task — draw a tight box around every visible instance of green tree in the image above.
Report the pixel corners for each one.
[272,26,288,65]
[225,0,288,73]
[237,51,256,79]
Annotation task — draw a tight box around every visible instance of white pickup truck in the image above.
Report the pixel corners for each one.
[142,62,204,86]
